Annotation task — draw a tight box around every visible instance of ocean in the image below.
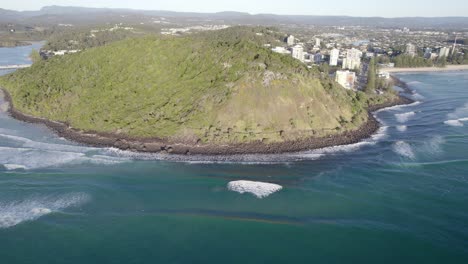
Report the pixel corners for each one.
[1,44,468,263]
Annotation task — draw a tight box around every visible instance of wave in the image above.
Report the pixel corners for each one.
[227,181,282,198]
[411,93,425,100]
[0,133,97,153]
[301,125,389,156]
[0,193,90,229]
[444,120,464,127]
[309,140,375,155]
[395,112,416,123]
[393,141,415,159]
[0,145,129,170]
[396,125,407,132]
[373,101,421,114]
[3,164,27,170]
[444,104,468,126]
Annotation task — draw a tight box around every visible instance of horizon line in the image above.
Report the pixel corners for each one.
[3,5,468,19]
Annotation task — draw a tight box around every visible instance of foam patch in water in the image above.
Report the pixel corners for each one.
[393,141,415,159]
[3,164,27,170]
[423,136,445,155]
[395,112,416,123]
[0,193,90,229]
[444,120,464,127]
[396,126,407,132]
[448,103,468,120]
[411,93,425,100]
[373,101,421,114]
[227,181,282,198]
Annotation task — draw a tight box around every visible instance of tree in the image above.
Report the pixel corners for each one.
[365,58,376,93]
[29,49,41,63]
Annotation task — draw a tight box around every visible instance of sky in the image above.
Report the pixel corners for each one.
[2,0,468,17]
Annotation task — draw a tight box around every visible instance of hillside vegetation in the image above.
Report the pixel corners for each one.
[0,27,376,144]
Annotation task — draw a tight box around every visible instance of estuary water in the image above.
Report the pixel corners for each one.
[1,45,468,263]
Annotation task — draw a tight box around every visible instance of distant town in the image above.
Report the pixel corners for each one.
[271,27,466,91]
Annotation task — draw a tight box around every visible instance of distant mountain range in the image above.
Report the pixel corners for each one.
[1,5,468,29]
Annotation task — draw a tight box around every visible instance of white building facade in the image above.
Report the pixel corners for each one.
[335,70,356,90]
[329,48,339,66]
[406,43,417,56]
[439,47,450,58]
[292,45,304,62]
[287,35,295,46]
[342,48,362,70]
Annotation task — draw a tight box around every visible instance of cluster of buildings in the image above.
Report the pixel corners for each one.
[269,26,467,90]
[272,35,324,65]
[161,25,230,36]
[273,35,363,70]
[271,35,365,89]
[40,49,80,59]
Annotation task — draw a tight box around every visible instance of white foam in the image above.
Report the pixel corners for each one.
[373,101,421,114]
[423,136,445,155]
[396,125,407,132]
[0,145,128,170]
[106,147,319,164]
[3,164,27,170]
[0,193,90,229]
[371,126,389,141]
[395,112,416,123]
[444,120,464,127]
[411,93,425,100]
[0,133,97,153]
[393,141,415,159]
[227,181,282,198]
[30,208,52,215]
[448,103,468,120]
[458,118,468,122]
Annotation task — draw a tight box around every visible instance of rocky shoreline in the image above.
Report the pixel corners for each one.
[0,87,413,155]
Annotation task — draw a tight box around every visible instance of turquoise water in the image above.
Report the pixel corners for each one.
[1,45,468,263]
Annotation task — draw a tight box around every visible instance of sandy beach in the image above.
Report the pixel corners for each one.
[381,65,468,73]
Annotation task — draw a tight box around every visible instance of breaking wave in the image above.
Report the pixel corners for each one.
[396,125,407,132]
[0,193,90,229]
[227,181,282,198]
[444,102,468,127]
[0,139,129,170]
[448,102,468,120]
[0,133,97,153]
[373,101,421,114]
[3,164,27,170]
[395,112,416,123]
[411,93,425,100]
[444,120,464,127]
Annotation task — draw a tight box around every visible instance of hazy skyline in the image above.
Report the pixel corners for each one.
[2,0,468,17]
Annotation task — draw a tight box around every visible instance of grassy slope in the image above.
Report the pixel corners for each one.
[0,27,372,143]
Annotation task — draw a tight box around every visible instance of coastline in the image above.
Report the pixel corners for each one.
[0,87,413,155]
[0,41,32,48]
[381,65,468,73]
